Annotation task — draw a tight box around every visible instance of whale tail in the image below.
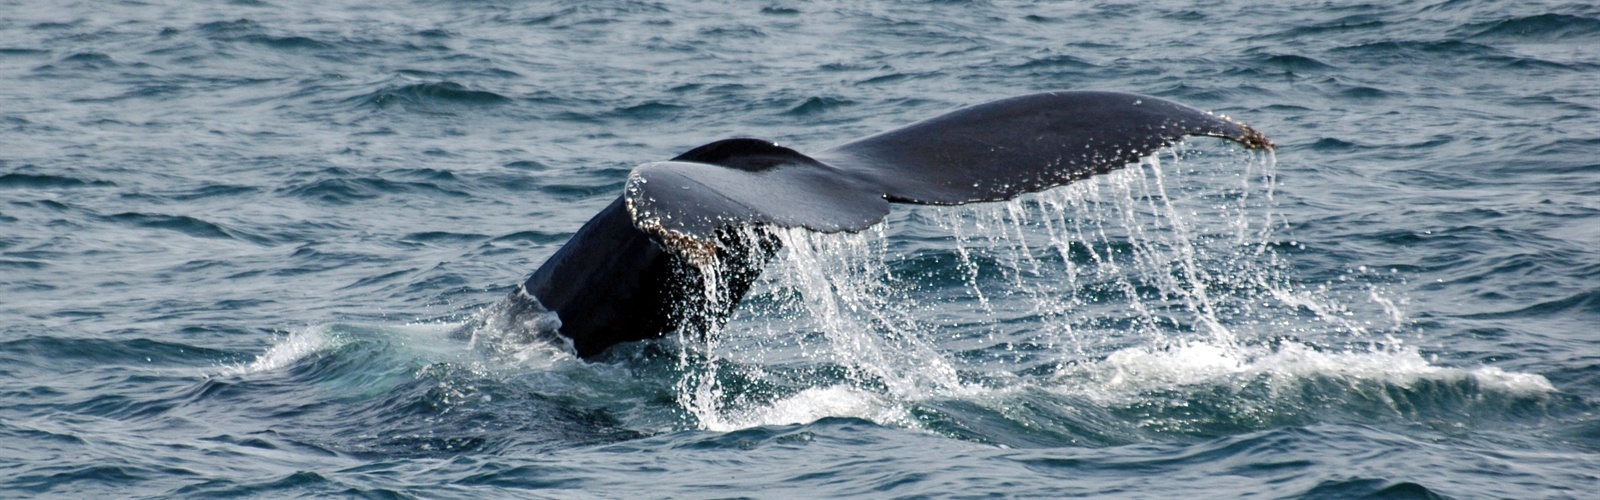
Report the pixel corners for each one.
[509,91,1274,358]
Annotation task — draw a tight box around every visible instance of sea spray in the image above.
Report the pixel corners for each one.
[660,142,1549,436]
[446,142,1552,437]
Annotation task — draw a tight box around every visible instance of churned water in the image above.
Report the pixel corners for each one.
[4,0,1599,497]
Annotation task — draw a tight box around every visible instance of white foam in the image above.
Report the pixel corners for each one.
[218,325,336,376]
[452,299,577,369]
[1061,340,1555,400]
[697,385,912,432]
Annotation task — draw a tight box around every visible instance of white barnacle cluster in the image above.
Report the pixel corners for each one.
[623,173,654,221]
[654,229,721,266]
[1206,112,1275,151]
[623,172,721,265]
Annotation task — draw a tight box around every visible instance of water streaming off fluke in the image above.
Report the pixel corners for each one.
[661,142,1551,437]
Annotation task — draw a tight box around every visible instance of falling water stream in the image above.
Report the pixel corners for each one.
[651,143,1548,438]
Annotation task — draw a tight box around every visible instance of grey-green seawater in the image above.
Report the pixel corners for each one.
[3,0,1598,497]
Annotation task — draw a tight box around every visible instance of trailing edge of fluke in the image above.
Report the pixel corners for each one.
[493,91,1274,359]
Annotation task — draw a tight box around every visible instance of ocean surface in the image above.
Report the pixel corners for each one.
[4,0,1599,497]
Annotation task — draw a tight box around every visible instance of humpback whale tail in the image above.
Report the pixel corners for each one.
[496,91,1274,359]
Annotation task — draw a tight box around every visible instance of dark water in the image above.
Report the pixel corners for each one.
[4,0,1599,497]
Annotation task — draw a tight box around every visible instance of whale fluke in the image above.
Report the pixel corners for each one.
[626,91,1271,255]
[497,91,1273,358]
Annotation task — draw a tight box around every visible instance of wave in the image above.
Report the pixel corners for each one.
[196,19,334,51]
[1009,53,1099,72]
[277,175,472,204]
[0,173,114,189]
[613,101,689,120]
[210,322,644,458]
[1330,40,1499,60]
[103,212,237,240]
[1075,341,1552,396]
[783,96,854,116]
[1261,54,1337,72]
[353,82,511,111]
[1463,288,1600,319]
[217,327,339,377]
[2,336,228,370]
[1461,13,1600,42]
[218,317,1558,452]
